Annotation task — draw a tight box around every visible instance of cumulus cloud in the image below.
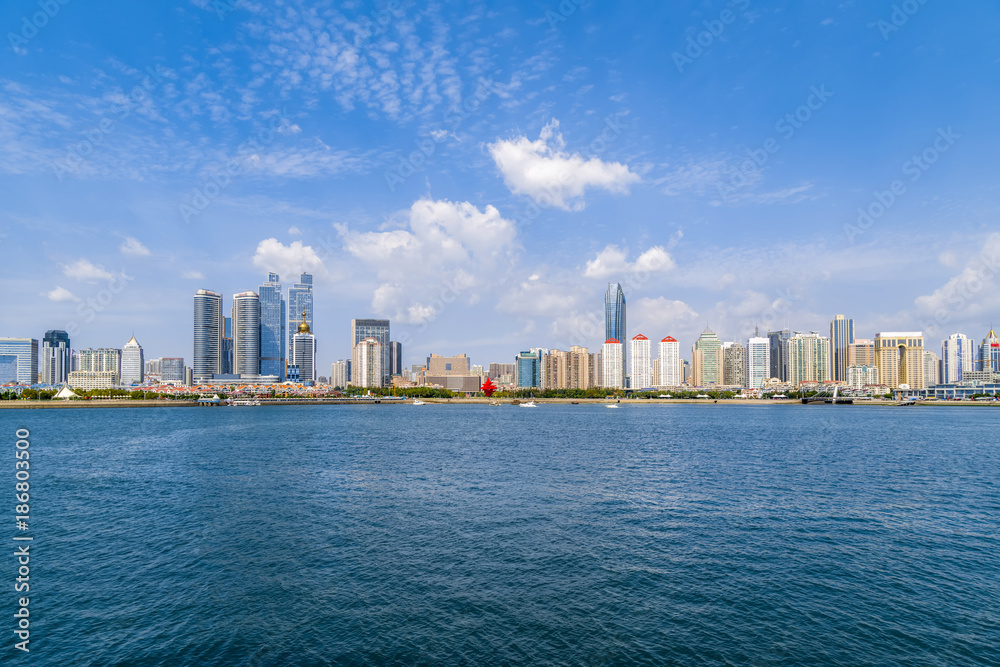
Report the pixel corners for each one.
[488,119,639,210]
[44,286,80,302]
[251,239,326,279]
[62,259,113,282]
[583,244,675,279]
[914,233,1000,324]
[339,199,519,323]
[120,236,150,256]
[630,296,700,338]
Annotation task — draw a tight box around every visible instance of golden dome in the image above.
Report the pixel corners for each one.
[297,309,310,334]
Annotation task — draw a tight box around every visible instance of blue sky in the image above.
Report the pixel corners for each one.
[3,0,1000,372]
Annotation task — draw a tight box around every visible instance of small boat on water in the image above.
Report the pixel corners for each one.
[489,400,501,406]
[606,403,619,409]
[412,399,426,405]
[520,400,537,408]
[229,399,261,406]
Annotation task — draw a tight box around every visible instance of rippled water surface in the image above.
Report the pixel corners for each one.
[5,404,1000,665]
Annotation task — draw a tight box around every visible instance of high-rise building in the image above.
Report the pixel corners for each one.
[515,350,541,388]
[941,332,974,384]
[875,332,925,389]
[290,310,316,383]
[980,327,1000,373]
[830,315,855,383]
[691,328,722,386]
[287,272,313,359]
[568,346,591,390]
[601,339,624,389]
[220,316,233,375]
[630,335,652,389]
[787,333,831,386]
[658,336,681,387]
[120,335,144,385]
[767,329,792,381]
[389,341,402,377]
[604,282,626,387]
[351,319,391,387]
[847,365,879,391]
[69,348,121,389]
[160,358,185,383]
[233,291,261,378]
[488,362,516,386]
[259,273,286,381]
[848,339,875,367]
[352,337,383,388]
[0,338,39,384]
[330,360,350,388]
[39,330,71,385]
[193,289,223,383]
[747,335,770,389]
[923,350,940,386]
[722,342,747,387]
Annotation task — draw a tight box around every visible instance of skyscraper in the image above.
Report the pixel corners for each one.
[259,273,286,381]
[923,350,940,386]
[692,328,722,386]
[875,332,925,389]
[787,333,831,386]
[515,350,541,388]
[830,315,855,382]
[767,329,792,381]
[0,338,38,384]
[722,342,747,387]
[40,330,71,385]
[604,283,626,387]
[747,335,770,389]
[233,291,261,378]
[848,339,875,367]
[601,339,624,389]
[120,335,144,385]
[629,335,652,389]
[942,332,974,384]
[351,319,391,386]
[658,336,681,387]
[980,327,999,373]
[221,316,234,375]
[193,289,223,383]
[352,337,383,388]
[290,310,317,383]
[330,360,350,388]
[389,341,402,377]
[288,273,313,358]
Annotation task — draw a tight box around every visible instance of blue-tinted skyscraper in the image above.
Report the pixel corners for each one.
[193,289,223,383]
[0,338,38,384]
[515,350,541,388]
[233,291,261,378]
[830,315,855,382]
[605,282,626,388]
[221,316,233,375]
[288,273,313,359]
[259,273,286,381]
[40,330,71,385]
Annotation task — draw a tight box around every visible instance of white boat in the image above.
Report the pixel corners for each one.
[412,399,426,405]
[520,400,537,407]
[229,399,260,406]
[606,403,619,409]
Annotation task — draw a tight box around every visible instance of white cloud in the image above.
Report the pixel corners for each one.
[62,259,113,282]
[288,226,302,236]
[914,233,1000,323]
[120,236,151,256]
[251,239,326,279]
[631,297,700,338]
[182,270,205,280]
[44,286,80,302]
[488,119,639,210]
[583,245,675,279]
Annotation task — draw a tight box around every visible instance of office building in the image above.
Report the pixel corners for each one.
[605,282,627,387]
[542,350,569,390]
[942,332,974,384]
[389,341,402,377]
[658,336,681,387]
[120,335,144,385]
[69,347,121,389]
[630,335,652,389]
[488,362,516,387]
[330,360,350,388]
[287,273,313,359]
[848,339,875,367]
[747,335,770,389]
[0,338,38,385]
[259,273,286,381]
[923,350,940,386]
[847,365,880,391]
[193,289,224,382]
[830,315,855,383]
[569,346,592,390]
[351,319,391,387]
[160,358,185,383]
[787,333,831,386]
[767,329,793,382]
[515,350,541,388]
[601,339,624,389]
[691,328,722,386]
[232,291,261,378]
[39,330,71,385]
[980,327,1000,373]
[290,312,317,383]
[875,332,925,389]
[722,342,747,387]
[352,337,383,388]
[67,371,119,390]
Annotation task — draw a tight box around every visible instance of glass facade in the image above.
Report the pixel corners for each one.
[193,290,223,382]
[259,273,286,381]
[830,315,855,383]
[233,291,261,377]
[40,330,71,385]
[515,351,541,388]
[604,283,626,388]
[351,319,391,386]
[0,338,38,385]
[288,273,313,359]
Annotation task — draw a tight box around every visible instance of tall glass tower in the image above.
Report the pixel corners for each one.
[233,291,261,378]
[830,314,855,383]
[193,289,223,382]
[259,273,286,381]
[40,330,71,385]
[604,282,626,388]
[351,319,390,386]
[288,273,313,359]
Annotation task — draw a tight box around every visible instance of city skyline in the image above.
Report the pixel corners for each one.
[3,2,1000,372]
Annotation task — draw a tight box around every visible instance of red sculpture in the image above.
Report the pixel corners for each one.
[481,377,497,397]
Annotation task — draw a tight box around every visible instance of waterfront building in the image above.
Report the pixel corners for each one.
[568,346,591,390]
[221,316,234,375]
[767,329,793,382]
[875,332,925,389]
[722,342,747,388]
[923,351,940,386]
[352,337,383,388]
[747,335,770,389]
[160,358,185,383]
[290,310,317,383]
[691,328,722,386]
[980,327,1000,373]
[259,273,286,381]
[941,332,974,384]
[427,353,471,375]
[543,350,569,390]
[847,364,880,391]
[40,330,71,385]
[605,283,627,387]
[830,315,855,383]
[424,353,480,391]
[787,333,831,386]
[233,291,262,378]
[67,371,119,390]
[193,289,223,383]
[351,319,391,387]
[601,339,624,389]
[630,335,652,389]
[389,341,403,377]
[0,338,38,384]
[120,335,144,385]
[330,360,350,388]
[682,359,691,385]
[848,339,875,367]
[69,347,121,389]
[515,350,541,389]
[287,273,313,359]
[657,336,681,387]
